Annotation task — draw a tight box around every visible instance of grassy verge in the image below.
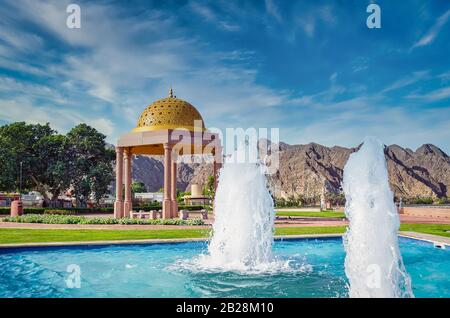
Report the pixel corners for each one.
[0,228,210,244]
[276,211,346,218]
[0,224,448,244]
[275,226,347,236]
[399,223,450,238]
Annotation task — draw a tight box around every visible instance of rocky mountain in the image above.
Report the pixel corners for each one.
[131,140,450,199]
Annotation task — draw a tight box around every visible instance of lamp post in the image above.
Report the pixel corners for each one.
[11,162,24,216]
[19,161,23,195]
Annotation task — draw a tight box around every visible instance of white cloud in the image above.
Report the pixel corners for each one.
[0,76,67,103]
[381,71,430,93]
[438,70,450,82]
[0,0,292,141]
[0,25,43,52]
[0,56,47,76]
[265,0,282,23]
[329,72,338,82]
[1,0,449,154]
[282,98,450,153]
[407,86,450,102]
[292,5,337,40]
[188,2,240,32]
[412,9,450,49]
[351,57,370,73]
[0,97,115,140]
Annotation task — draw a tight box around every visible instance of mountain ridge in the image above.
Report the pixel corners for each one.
[131,140,450,199]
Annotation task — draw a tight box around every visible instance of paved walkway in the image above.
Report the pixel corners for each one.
[399,215,450,224]
[0,222,208,230]
[0,220,348,230]
[0,212,448,231]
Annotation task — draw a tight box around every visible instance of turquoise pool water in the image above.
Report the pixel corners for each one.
[0,237,448,298]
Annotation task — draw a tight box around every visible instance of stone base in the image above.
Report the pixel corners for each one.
[123,201,132,218]
[114,201,123,219]
[171,201,178,218]
[11,200,24,217]
[179,210,189,220]
[150,210,158,220]
[162,200,172,219]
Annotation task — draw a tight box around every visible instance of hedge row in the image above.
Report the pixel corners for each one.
[1,214,205,226]
[0,207,114,215]
[0,204,209,215]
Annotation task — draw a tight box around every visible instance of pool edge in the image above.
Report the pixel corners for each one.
[0,232,448,249]
[0,234,344,249]
[398,231,449,248]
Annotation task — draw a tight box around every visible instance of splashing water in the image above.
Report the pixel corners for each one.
[186,143,295,273]
[342,137,413,298]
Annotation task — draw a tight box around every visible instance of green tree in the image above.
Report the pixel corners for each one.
[131,181,147,195]
[0,122,115,207]
[0,135,15,191]
[0,122,58,198]
[91,162,115,204]
[33,134,73,205]
[66,124,114,207]
[203,175,215,198]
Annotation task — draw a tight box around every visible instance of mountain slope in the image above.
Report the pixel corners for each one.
[132,141,450,199]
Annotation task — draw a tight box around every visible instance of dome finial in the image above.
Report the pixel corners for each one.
[169,87,174,98]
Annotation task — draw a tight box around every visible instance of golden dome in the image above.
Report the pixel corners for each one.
[134,89,205,132]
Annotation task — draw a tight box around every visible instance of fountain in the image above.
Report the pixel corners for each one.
[342,137,414,298]
[193,142,279,272]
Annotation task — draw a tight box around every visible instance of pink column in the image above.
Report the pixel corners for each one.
[212,145,222,217]
[171,156,178,218]
[114,147,124,218]
[123,148,132,218]
[162,143,172,219]
[213,146,223,193]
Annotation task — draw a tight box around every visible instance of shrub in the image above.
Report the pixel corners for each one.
[44,209,77,215]
[0,207,46,215]
[137,204,162,211]
[1,214,204,226]
[405,197,434,205]
[0,208,9,215]
[0,207,114,215]
[435,197,450,205]
[178,205,209,211]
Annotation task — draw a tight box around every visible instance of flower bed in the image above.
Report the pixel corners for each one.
[1,214,204,226]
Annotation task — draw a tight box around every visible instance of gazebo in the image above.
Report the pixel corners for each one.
[114,88,222,219]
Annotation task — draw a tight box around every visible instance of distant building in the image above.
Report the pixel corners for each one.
[101,194,116,206]
[21,191,44,207]
[0,193,20,207]
[134,192,164,203]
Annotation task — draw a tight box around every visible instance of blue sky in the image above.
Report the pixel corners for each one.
[0,0,450,153]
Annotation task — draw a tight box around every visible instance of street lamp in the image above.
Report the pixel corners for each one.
[19,161,23,195]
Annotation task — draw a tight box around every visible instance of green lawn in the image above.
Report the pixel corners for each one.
[399,223,450,238]
[276,211,346,218]
[0,223,448,244]
[275,226,347,236]
[0,228,210,244]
